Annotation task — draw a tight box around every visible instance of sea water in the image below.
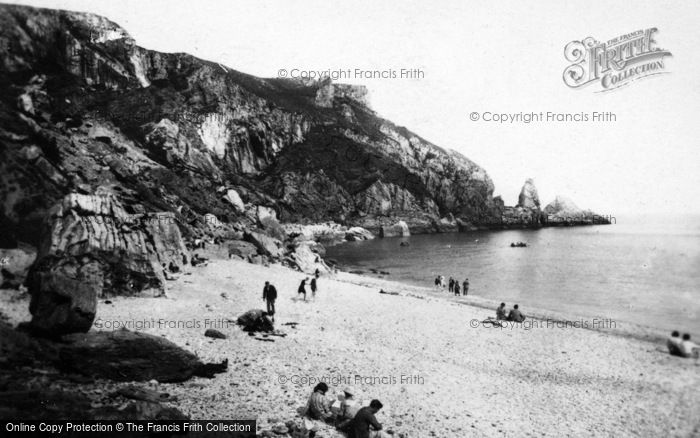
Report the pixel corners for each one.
[326,214,700,335]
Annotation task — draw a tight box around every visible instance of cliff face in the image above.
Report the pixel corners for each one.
[0,4,504,244]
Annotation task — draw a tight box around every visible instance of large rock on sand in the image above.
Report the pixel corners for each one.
[26,256,102,335]
[287,242,331,274]
[26,193,189,335]
[244,231,284,259]
[227,240,258,259]
[58,329,228,382]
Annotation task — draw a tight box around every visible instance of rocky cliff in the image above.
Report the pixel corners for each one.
[0,3,505,248]
[0,5,610,251]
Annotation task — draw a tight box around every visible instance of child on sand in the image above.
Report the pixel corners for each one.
[679,333,699,358]
[667,331,682,356]
[298,278,308,301]
[310,276,318,299]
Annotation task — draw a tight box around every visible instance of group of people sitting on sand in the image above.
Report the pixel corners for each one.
[304,382,389,438]
[667,331,699,358]
[510,242,527,247]
[434,275,469,296]
[496,302,526,322]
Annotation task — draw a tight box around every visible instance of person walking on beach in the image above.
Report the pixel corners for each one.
[462,278,469,296]
[310,275,318,299]
[453,281,460,296]
[448,277,454,293]
[262,281,277,319]
[507,304,526,322]
[298,278,308,301]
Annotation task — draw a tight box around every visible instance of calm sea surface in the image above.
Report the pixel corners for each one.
[326,215,700,335]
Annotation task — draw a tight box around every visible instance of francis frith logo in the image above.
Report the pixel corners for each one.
[563,28,672,92]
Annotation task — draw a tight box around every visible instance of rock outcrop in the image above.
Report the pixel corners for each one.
[517,178,540,210]
[380,221,411,237]
[544,196,610,225]
[345,227,375,241]
[26,193,189,335]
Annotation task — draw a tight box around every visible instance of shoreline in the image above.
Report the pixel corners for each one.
[331,270,671,346]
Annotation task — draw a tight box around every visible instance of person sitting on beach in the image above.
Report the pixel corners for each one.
[507,304,526,322]
[667,331,683,356]
[161,263,176,281]
[336,387,360,431]
[679,333,700,358]
[434,276,440,288]
[168,261,180,273]
[350,399,388,438]
[496,303,507,320]
[462,278,469,296]
[191,253,208,267]
[306,382,335,423]
[298,278,308,301]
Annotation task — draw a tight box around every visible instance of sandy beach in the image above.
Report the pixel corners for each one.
[2,251,699,437]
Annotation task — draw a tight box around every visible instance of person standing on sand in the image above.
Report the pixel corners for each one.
[262,281,277,319]
[448,277,454,293]
[298,278,308,301]
[350,399,389,438]
[310,276,318,299]
[453,281,460,296]
[463,278,469,296]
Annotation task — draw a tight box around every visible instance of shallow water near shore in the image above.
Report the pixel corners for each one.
[327,214,700,335]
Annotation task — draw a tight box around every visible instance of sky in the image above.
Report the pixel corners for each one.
[9,0,700,214]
